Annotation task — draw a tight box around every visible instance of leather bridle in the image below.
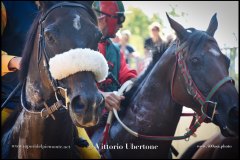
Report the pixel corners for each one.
[170,40,234,137]
[102,40,235,142]
[21,2,96,120]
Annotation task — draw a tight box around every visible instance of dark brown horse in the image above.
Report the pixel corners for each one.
[91,13,239,159]
[2,1,107,159]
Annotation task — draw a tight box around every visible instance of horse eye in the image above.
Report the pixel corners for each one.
[46,35,55,43]
[191,57,200,65]
[44,28,56,44]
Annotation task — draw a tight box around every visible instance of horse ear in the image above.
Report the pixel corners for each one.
[166,13,188,41]
[206,13,218,37]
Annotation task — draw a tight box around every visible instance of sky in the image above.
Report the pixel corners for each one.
[123,1,239,48]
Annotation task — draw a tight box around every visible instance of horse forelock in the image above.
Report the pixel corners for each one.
[185,29,216,55]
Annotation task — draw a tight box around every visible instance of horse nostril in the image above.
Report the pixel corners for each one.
[71,95,85,113]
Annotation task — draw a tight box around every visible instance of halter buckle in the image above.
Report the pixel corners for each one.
[184,133,190,141]
[201,101,217,122]
[55,87,70,110]
[185,128,197,137]
[40,108,48,119]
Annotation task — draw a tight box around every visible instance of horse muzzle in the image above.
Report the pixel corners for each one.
[69,92,104,127]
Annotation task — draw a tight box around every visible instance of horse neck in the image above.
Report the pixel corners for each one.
[12,110,74,158]
[116,44,183,139]
[134,49,182,132]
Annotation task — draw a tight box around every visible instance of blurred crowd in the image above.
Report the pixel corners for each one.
[112,21,176,74]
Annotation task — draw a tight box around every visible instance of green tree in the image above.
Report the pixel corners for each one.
[122,7,150,55]
[150,13,163,27]
[168,4,188,17]
[123,7,150,38]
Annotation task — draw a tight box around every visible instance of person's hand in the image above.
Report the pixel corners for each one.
[8,57,21,71]
[101,91,125,111]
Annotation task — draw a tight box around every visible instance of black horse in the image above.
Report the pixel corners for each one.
[91,13,239,159]
[2,1,107,159]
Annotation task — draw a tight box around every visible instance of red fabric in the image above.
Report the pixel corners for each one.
[98,41,137,85]
[118,50,137,84]
[98,42,107,57]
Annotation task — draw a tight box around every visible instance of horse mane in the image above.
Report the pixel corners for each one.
[185,28,215,54]
[122,43,169,107]
[19,12,42,82]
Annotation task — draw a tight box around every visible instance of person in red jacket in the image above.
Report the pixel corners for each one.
[93,1,137,112]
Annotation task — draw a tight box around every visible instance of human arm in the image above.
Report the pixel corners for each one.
[1,3,21,76]
[1,51,22,76]
[99,90,125,111]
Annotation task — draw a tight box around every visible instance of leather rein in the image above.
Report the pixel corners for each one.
[106,40,234,141]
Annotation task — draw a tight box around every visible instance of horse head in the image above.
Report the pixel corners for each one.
[22,1,107,127]
[167,13,238,137]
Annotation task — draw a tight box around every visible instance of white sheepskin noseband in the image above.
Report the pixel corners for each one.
[49,48,108,82]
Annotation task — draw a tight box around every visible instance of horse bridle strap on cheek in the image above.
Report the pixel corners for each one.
[21,2,103,120]
[171,41,234,138]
